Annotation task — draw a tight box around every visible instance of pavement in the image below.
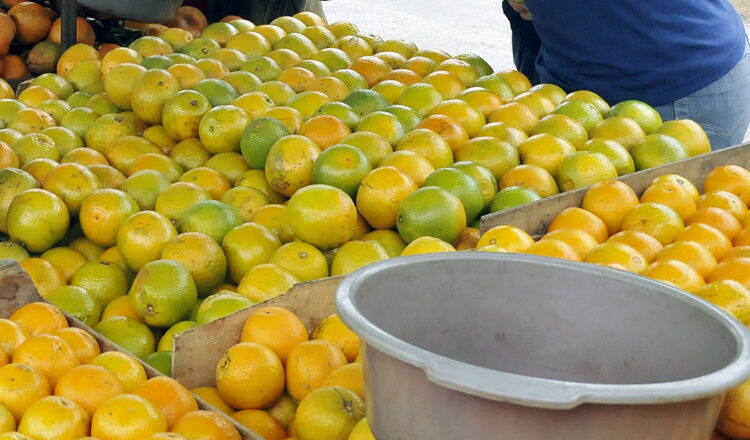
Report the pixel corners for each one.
[321,0,750,141]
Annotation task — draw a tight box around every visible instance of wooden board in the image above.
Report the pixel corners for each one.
[480,142,750,237]
[0,259,263,440]
[173,276,342,389]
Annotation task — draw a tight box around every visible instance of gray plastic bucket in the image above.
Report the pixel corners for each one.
[336,253,750,439]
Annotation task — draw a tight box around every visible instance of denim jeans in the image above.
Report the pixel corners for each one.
[653,38,750,150]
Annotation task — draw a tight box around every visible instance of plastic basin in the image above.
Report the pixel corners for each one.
[336,253,750,439]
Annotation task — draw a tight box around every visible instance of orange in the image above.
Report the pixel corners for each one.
[285,339,348,403]
[90,351,147,393]
[91,394,168,440]
[657,119,711,157]
[488,102,540,135]
[494,70,532,95]
[221,221,281,283]
[696,191,747,221]
[41,162,101,215]
[267,241,328,282]
[8,2,51,45]
[564,90,610,115]
[735,226,750,246]
[428,99,485,137]
[656,176,701,201]
[589,116,647,151]
[232,409,286,440]
[674,223,733,260]
[524,238,580,261]
[548,207,609,243]
[216,342,285,410]
[305,76,351,101]
[8,108,55,135]
[171,410,241,440]
[499,164,559,198]
[161,231,227,296]
[134,376,198,429]
[348,55,392,87]
[12,334,79,388]
[236,262,298,303]
[642,259,705,293]
[378,150,434,186]
[422,71,466,100]
[60,147,107,166]
[476,121,528,148]
[298,114,351,149]
[454,136,519,180]
[607,230,664,264]
[583,242,648,273]
[53,364,123,417]
[53,327,100,364]
[0,141,19,169]
[706,257,750,289]
[18,257,66,296]
[310,314,359,363]
[703,165,750,206]
[293,386,365,440]
[116,210,177,271]
[687,207,743,240]
[17,395,89,440]
[475,225,534,252]
[541,228,599,260]
[0,319,27,358]
[517,133,576,178]
[620,202,684,246]
[356,166,418,229]
[240,306,308,363]
[179,166,232,200]
[415,114,468,153]
[286,184,357,249]
[190,386,233,414]
[696,280,750,325]
[721,245,750,261]
[263,134,320,198]
[655,241,717,278]
[395,127,453,169]
[512,91,556,118]
[531,113,588,149]
[323,363,365,401]
[640,181,696,221]
[582,180,640,235]
[0,363,51,422]
[9,302,67,337]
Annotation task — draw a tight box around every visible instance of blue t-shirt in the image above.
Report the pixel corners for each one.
[524,0,747,106]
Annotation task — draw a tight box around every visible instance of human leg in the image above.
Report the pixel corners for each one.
[653,40,750,150]
[501,0,541,84]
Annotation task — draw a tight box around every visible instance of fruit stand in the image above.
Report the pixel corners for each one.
[0,1,750,439]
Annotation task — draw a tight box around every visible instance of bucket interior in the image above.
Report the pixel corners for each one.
[351,256,739,385]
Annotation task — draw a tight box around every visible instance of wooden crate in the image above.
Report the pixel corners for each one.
[172,276,342,389]
[0,259,264,440]
[480,142,750,237]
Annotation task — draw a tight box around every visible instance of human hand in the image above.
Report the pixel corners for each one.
[507,0,532,20]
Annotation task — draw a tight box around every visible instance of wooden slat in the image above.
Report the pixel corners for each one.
[480,143,750,237]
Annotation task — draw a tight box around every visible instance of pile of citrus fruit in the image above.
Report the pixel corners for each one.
[194,305,372,440]
[476,164,750,439]
[0,301,245,440]
[0,7,712,372]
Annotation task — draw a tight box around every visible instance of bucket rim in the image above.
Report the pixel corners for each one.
[335,252,750,409]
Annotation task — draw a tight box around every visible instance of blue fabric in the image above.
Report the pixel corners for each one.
[523,0,747,106]
[653,38,750,149]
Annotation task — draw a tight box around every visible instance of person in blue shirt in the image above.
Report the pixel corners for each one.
[503,0,750,150]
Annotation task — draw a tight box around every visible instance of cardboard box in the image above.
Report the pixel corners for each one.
[0,259,263,440]
[480,142,750,237]
[173,276,343,389]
